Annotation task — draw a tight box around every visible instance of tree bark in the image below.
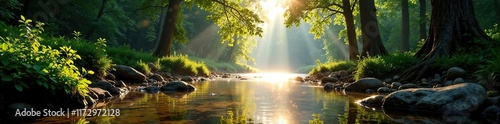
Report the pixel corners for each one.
[153,0,183,57]
[400,0,491,81]
[342,0,360,60]
[152,7,167,53]
[401,0,410,51]
[359,0,387,57]
[419,0,427,40]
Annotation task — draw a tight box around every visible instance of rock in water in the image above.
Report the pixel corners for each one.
[321,77,338,85]
[359,95,385,106]
[161,81,196,92]
[181,76,194,82]
[112,65,146,83]
[344,78,384,92]
[382,83,486,113]
[151,74,165,82]
[447,67,466,79]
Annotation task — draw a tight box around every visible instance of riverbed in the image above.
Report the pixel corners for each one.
[24,73,487,124]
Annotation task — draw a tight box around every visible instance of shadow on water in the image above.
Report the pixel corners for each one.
[21,73,494,124]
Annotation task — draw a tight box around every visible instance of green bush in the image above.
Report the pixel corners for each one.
[107,45,158,75]
[433,52,486,71]
[40,33,112,77]
[189,56,258,73]
[309,60,356,75]
[159,55,210,76]
[0,17,91,96]
[355,52,418,80]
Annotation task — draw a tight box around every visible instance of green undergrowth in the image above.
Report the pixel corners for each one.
[355,52,419,80]
[159,54,210,76]
[106,45,158,76]
[189,56,259,73]
[0,17,91,96]
[309,60,357,75]
[40,32,112,77]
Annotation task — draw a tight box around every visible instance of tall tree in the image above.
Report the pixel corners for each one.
[419,0,427,40]
[359,0,387,57]
[153,0,263,57]
[401,0,410,51]
[284,0,360,60]
[153,0,182,57]
[400,0,491,81]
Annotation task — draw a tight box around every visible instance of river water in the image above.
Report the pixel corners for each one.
[24,73,489,124]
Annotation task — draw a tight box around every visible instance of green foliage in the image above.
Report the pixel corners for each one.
[433,52,486,71]
[486,24,500,40]
[106,45,157,75]
[355,52,418,80]
[219,110,256,124]
[309,61,357,75]
[309,114,324,124]
[159,54,210,76]
[0,16,91,96]
[0,0,21,20]
[40,34,112,77]
[189,56,258,73]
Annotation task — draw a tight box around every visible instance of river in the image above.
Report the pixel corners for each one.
[24,73,488,124]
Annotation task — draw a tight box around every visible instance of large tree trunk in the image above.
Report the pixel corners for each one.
[153,0,182,57]
[342,0,360,60]
[152,7,167,53]
[400,0,491,81]
[401,0,410,51]
[419,0,427,40]
[359,0,388,57]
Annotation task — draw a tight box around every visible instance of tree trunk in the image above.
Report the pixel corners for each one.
[401,0,410,51]
[359,0,388,57]
[400,0,491,81]
[152,7,167,53]
[342,0,360,60]
[84,0,109,39]
[419,0,427,40]
[153,0,182,57]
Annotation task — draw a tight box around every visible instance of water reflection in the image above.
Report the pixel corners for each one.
[25,73,482,124]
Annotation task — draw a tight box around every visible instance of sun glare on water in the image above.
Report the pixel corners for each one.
[256,72,296,83]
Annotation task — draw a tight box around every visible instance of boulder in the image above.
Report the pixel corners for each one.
[447,67,466,79]
[147,62,159,72]
[483,105,500,118]
[453,78,465,84]
[295,76,304,82]
[323,83,334,91]
[89,81,120,95]
[105,73,116,81]
[358,95,385,106]
[444,80,453,86]
[344,78,384,92]
[321,76,339,85]
[88,87,112,99]
[114,80,127,88]
[391,82,402,89]
[143,86,160,93]
[160,81,196,92]
[151,74,165,82]
[398,83,418,90]
[338,70,349,77]
[382,83,487,113]
[377,87,391,93]
[112,65,146,83]
[181,76,194,82]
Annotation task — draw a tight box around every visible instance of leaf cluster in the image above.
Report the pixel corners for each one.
[0,16,92,96]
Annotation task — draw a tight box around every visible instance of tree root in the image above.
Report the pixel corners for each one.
[399,59,434,82]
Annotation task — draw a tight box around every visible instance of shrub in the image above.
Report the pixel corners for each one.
[0,17,91,96]
[159,54,210,76]
[309,60,356,75]
[355,52,418,80]
[40,33,112,77]
[106,45,158,75]
[433,52,486,71]
[135,60,152,76]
